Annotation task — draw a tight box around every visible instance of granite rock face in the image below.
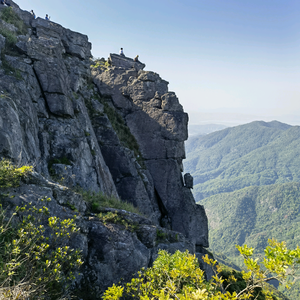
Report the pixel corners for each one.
[93,54,208,247]
[0,2,210,298]
[0,12,116,196]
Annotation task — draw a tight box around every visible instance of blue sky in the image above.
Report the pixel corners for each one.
[16,0,300,125]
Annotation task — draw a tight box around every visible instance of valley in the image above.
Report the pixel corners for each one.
[185,121,300,299]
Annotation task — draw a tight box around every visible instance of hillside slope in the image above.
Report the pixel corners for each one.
[202,182,300,299]
[184,121,300,201]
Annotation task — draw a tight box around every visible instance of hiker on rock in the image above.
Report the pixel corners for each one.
[31,10,36,19]
[119,48,125,57]
[134,55,139,62]
[1,0,11,6]
[45,14,50,21]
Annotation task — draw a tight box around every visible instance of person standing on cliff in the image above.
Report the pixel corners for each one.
[134,55,139,62]
[45,14,50,21]
[119,48,125,57]
[1,0,11,6]
[31,10,36,19]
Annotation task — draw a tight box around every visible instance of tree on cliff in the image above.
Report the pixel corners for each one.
[103,239,300,300]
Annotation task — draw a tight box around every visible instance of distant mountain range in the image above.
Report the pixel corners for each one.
[184,121,300,202]
[188,124,228,137]
[184,120,300,299]
[188,111,300,127]
[202,182,300,299]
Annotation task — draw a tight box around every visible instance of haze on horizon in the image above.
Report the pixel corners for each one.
[17,0,300,125]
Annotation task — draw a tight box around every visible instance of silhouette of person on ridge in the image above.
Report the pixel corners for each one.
[134,55,140,62]
[45,14,50,21]
[119,48,125,57]
[31,10,36,19]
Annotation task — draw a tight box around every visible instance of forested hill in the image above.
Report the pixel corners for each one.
[184,121,300,202]
[202,182,300,299]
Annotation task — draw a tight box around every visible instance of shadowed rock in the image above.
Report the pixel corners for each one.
[184,173,193,189]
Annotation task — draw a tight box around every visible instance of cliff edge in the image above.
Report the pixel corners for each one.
[0,1,209,297]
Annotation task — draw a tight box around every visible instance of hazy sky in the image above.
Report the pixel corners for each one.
[16,0,300,124]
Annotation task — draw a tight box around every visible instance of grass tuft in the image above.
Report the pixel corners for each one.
[80,190,142,215]
[0,26,17,47]
[101,101,145,167]
[97,211,139,231]
[0,7,27,35]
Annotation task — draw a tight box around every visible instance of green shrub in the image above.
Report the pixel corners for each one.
[220,270,266,300]
[91,58,110,70]
[104,239,300,300]
[0,198,83,299]
[103,250,210,300]
[0,26,17,47]
[0,7,27,35]
[98,211,139,231]
[66,201,78,212]
[80,190,141,215]
[0,7,27,57]
[156,228,167,243]
[0,159,32,189]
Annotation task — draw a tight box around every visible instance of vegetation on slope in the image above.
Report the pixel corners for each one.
[0,7,27,78]
[0,159,32,189]
[184,121,300,201]
[104,239,300,300]
[202,182,300,299]
[80,190,142,215]
[0,7,27,35]
[0,160,82,299]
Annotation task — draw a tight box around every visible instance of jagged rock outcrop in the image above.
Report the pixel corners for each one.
[184,172,194,188]
[0,11,117,195]
[0,1,210,297]
[92,54,208,247]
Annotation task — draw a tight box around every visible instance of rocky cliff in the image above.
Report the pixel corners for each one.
[0,1,209,297]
